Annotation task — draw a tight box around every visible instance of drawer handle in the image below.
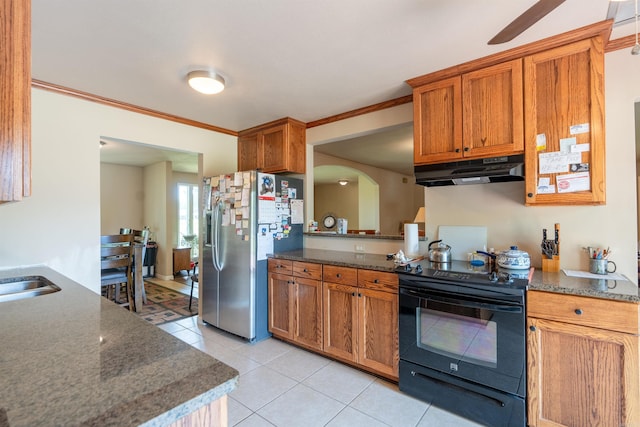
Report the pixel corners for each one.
[575,309,583,315]
[303,268,308,272]
[374,279,379,284]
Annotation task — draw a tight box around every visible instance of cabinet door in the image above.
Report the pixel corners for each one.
[462,59,523,158]
[527,317,639,426]
[413,76,463,164]
[293,277,323,350]
[238,133,259,171]
[261,124,288,173]
[358,288,398,378]
[524,37,605,205]
[0,0,31,202]
[323,282,358,362]
[268,272,293,339]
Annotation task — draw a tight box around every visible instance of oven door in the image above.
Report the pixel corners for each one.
[399,284,526,397]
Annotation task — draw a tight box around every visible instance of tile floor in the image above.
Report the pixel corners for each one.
[158,315,484,427]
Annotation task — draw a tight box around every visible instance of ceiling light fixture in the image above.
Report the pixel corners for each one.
[338,179,348,186]
[187,70,226,94]
[632,0,640,55]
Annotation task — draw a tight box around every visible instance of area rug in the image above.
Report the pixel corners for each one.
[136,282,198,325]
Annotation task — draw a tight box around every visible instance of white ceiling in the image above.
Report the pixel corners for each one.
[33,0,637,135]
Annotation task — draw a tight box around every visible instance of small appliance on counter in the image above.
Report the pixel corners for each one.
[336,218,348,234]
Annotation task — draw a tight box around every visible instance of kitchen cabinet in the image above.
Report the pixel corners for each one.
[527,291,639,426]
[323,265,399,379]
[267,259,323,351]
[237,117,306,174]
[524,36,605,206]
[411,59,523,165]
[0,0,31,203]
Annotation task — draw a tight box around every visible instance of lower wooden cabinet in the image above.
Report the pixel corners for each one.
[268,259,399,380]
[268,260,323,351]
[527,291,640,426]
[323,265,399,379]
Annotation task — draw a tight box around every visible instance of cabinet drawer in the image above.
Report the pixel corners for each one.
[323,265,357,285]
[528,291,639,335]
[268,258,293,275]
[292,261,322,280]
[358,269,398,293]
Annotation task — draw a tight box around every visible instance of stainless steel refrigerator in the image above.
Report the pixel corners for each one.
[201,170,304,342]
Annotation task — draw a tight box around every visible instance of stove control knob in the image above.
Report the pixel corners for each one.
[404,264,412,272]
[415,265,423,274]
[489,272,498,282]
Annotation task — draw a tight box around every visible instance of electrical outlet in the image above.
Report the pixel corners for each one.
[355,244,365,252]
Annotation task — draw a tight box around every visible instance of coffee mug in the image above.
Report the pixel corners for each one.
[589,259,616,275]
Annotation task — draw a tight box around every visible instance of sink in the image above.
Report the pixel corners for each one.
[0,276,61,302]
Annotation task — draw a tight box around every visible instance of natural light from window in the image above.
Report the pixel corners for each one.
[178,183,199,258]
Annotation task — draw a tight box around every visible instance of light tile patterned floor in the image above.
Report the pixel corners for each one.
[160,316,485,427]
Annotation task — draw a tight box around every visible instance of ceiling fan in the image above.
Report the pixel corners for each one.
[488,0,566,45]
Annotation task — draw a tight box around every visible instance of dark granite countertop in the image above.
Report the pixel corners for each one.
[528,269,640,303]
[271,248,398,272]
[0,266,238,427]
[272,249,639,303]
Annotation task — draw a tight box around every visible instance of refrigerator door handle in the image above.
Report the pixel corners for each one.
[212,199,225,271]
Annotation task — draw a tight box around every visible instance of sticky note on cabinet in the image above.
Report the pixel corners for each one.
[536,134,547,151]
[570,123,590,135]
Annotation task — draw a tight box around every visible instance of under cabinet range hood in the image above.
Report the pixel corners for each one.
[415,154,525,187]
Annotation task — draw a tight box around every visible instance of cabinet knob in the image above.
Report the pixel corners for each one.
[303,268,308,273]
[529,325,536,332]
[358,293,362,297]
[463,147,470,152]
[336,273,342,278]
[351,292,356,297]
[527,193,534,198]
[373,279,379,284]
[455,148,461,153]
[575,308,583,315]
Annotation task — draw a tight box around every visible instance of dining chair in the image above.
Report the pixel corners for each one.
[120,228,150,303]
[101,234,135,311]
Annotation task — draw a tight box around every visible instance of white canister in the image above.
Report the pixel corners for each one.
[337,218,348,234]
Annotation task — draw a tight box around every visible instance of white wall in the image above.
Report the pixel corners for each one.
[306,50,640,283]
[0,89,236,292]
[100,163,144,234]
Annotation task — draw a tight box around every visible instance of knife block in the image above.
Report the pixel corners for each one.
[542,255,560,272]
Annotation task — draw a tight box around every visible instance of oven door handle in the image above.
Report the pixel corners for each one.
[400,288,523,313]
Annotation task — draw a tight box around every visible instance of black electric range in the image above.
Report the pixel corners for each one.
[395,259,530,292]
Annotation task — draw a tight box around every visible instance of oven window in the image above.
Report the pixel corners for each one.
[417,302,497,369]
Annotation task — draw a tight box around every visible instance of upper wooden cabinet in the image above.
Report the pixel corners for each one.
[524,37,606,206]
[412,59,524,165]
[237,117,306,174]
[0,0,31,203]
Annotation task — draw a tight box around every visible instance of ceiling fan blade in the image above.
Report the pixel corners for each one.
[488,0,566,45]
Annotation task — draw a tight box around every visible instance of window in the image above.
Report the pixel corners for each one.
[178,183,199,257]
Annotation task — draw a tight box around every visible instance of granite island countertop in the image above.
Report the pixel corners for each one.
[0,266,238,427]
[271,249,640,303]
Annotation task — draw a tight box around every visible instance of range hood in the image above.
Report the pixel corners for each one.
[414,154,525,187]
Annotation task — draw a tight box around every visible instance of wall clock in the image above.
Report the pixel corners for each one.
[322,213,337,229]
